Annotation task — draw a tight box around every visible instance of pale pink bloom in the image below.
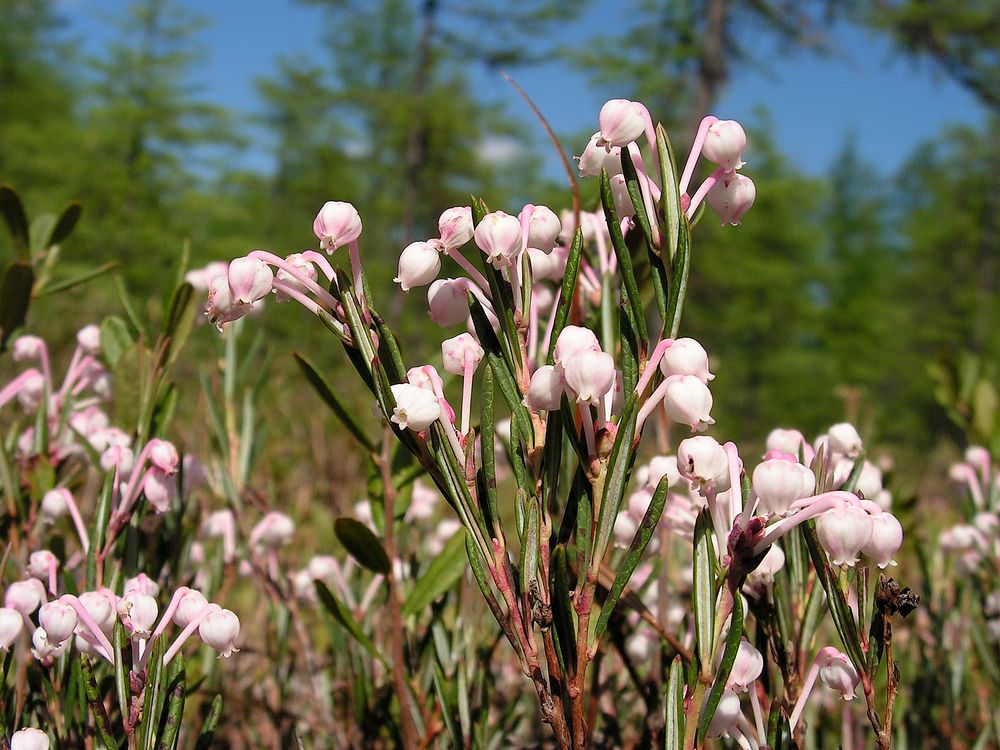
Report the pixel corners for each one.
[816,505,873,566]
[528,245,568,281]
[644,455,683,489]
[427,518,463,555]
[40,489,69,520]
[624,629,658,661]
[834,458,882,499]
[474,211,522,269]
[706,688,742,738]
[707,172,755,225]
[199,608,240,657]
[437,206,474,250]
[746,544,785,587]
[562,349,616,407]
[27,551,58,582]
[143,469,177,513]
[726,638,763,692]
[526,365,564,412]
[10,728,49,750]
[662,374,714,431]
[427,278,470,327]
[313,201,362,252]
[38,601,77,645]
[227,257,273,305]
[4,579,46,616]
[441,333,484,375]
[659,338,714,383]
[394,241,441,291]
[553,326,600,366]
[16,370,45,411]
[117,592,158,639]
[78,590,117,635]
[205,276,243,328]
[609,174,634,218]
[147,439,179,474]
[597,99,646,148]
[31,626,68,659]
[627,486,654,520]
[0,608,24,650]
[702,120,747,172]
[862,511,903,568]
[250,512,295,549]
[677,436,731,493]
[172,589,210,628]
[827,423,864,459]
[274,253,318,303]
[184,261,228,293]
[76,325,101,355]
[576,132,623,178]
[819,650,860,699]
[753,459,816,515]
[12,335,45,362]
[389,384,441,432]
[124,574,160,597]
[521,205,561,251]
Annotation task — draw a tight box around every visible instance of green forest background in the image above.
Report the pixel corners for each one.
[2,0,999,488]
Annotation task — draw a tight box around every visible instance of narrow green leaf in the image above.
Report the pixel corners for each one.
[620,148,656,251]
[655,124,681,262]
[547,228,584,363]
[47,201,83,247]
[140,635,166,750]
[0,186,30,260]
[315,581,388,665]
[370,309,406,385]
[591,396,639,569]
[432,663,463,748]
[86,471,116,589]
[334,517,390,574]
[550,545,576,674]
[479,366,501,532]
[161,282,196,368]
[593,477,669,642]
[80,655,117,748]
[35,262,118,298]
[401,530,468,617]
[599,170,647,345]
[113,620,131,727]
[665,657,684,750]
[519,500,540,598]
[0,262,34,351]
[154,656,185,750]
[193,695,223,750]
[697,594,744,743]
[665,215,690,338]
[692,509,717,676]
[294,352,374,452]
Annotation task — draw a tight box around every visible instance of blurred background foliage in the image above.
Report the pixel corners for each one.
[1,0,998,478]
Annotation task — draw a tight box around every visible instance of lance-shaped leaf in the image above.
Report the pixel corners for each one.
[161,282,196,369]
[593,477,669,643]
[692,509,717,677]
[155,655,185,750]
[665,656,685,750]
[0,186,29,261]
[370,309,406,385]
[432,663,464,748]
[402,529,468,617]
[550,545,577,675]
[478,367,501,532]
[519,499,540,600]
[600,169,648,346]
[665,212,691,338]
[465,533,523,660]
[656,124,682,263]
[546,228,583,363]
[113,620,130,728]
[620,148,656,252]
[36,262,118,298]
[48,201,83,248]
[294,352,374,452]
[0,262,33,352]
[335,517,390,574]
[193,695,223,750]
[80,655,117,749]
[140,635,166,750]
[315,581,388,665]
[697,593,744,743]
[591,395,639,576]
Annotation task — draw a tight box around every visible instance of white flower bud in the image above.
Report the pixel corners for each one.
[576,132,622,178]
[746,544,785,587]
[660,338,714,383]
[79,590,117,634]
[227,257,274,305]
[553,326,600,366]
[389,383,441,432]
[522,205,561,251]
[172,589,210,628]
[437,206,474,250]
[274,253,318,302]
[394,241,441,291]
[4,579,46,616]
[250,512,295,549]
[10,728,49,750]
[143,468,177,513]
[199,608,240,657]
[562,349,616,407]
[76,325,101,355]
[702,120,747,172]
[117,592,158,639]
[827,423,863,459]
[765,428,810,459]
[526,365,564,412]
[662,374,715,432]
[124,574,159,597]
[12,336,45,362]
[40,489,69,521]
[706,688,742,738]
[27,551,57,581]
[862,511,903,569]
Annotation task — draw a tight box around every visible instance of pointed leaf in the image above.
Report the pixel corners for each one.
[0,186,29,260]
[655,124,681,262]
[697,593,744,743]
[294,352,374,452]
[665,657,684,750]
[600,170,647,344]
[334,517,390,574]
[692,509,716,676]
[193,695,223,750]
[0,262,34,351]
[315,581,388,665]
[48,201,83,247]
[547,228,584,363]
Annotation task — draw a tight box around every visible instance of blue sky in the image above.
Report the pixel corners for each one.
[58,0,987,178]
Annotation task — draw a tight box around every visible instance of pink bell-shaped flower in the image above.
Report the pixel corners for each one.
[562,349,616,407]
[553,326,600,366]
[172,589,210,628]
[474,211,522,269]
[526,365,564,412]
[597,99,646,148]
[752,458,816,515]
[227,257,273,306]
[441,333,484,375]
[313,201,362,252]
[274,253,318,302]
[10,728,49,750]
[437,206,474,250]
[522,205,561,251]
[394,241,441,291]
[427,279,470,327]
[199,608,241,657]
[38,601,77,646]
[662,374,714,432]
[862,510,903,568]
[4,579,46,616]
[726,638,763,692]
[0,607,24,650]
[816,505,873,566]
[707,172,755,226]
[576,132,623,178]
[819,649,860,699]
[678,436,731,493]
[706,688,742,738]
[659,338,714,383]
[702,120,747,172]
[827,422,863,459]
[117,592,158,639]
